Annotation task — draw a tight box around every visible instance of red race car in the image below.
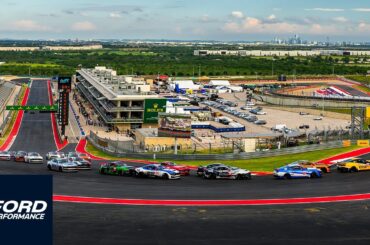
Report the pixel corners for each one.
[160,162,191,176]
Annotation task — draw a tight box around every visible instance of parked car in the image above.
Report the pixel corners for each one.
[254,120,267,125]
[299,112,310,115]
[24,152,43,163]
[246,116,258,122]
[203,165,252,180]
[99,161,134,175]
[314,117,323,121]
[299,124,310,129]
[135,164,180,180]
[47,158,79,172]
[241,106,253,111]
[274,165,322,179]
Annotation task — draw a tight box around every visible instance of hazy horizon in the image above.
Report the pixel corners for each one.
[0,0,369,42]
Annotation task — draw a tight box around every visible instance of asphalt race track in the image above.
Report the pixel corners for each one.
[1,80,370,244]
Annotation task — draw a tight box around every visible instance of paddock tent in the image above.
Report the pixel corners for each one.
[209,80,230,87]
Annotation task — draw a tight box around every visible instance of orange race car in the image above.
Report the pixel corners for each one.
[289,160,331,173]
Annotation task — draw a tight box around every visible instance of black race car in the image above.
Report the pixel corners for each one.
[197,163,226,177]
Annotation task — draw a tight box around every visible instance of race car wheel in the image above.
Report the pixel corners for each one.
[118,170,124,176]
[321,168,327,173]
[310,173,318,178]
[99,169,105,174]
[47,165,51,170]
[284,174,291,179]
[59,167,63,172]
[162,174,170,180]
[349,167,358,173]
[136,172,144,178]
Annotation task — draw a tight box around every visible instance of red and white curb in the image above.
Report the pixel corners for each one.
[53,193,370,206]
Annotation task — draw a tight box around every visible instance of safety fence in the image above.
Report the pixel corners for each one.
[88,134,352,160]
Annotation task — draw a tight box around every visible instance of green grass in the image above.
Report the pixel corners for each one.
[345,75,370,85]
[354,85,370,94]
[85,142,362,172]
[323,107,352,115]
[2,62,61,68]
[0,86,26,146]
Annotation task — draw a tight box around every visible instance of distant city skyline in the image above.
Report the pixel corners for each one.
[0,0,369,41]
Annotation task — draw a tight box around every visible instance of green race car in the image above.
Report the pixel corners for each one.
[99,161,135,176]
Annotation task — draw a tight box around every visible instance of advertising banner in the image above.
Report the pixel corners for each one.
[158,113,191,138]
[0,175,52,245]
[143,99,167,123]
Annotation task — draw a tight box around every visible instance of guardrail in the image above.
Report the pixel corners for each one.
[88,136,351,160]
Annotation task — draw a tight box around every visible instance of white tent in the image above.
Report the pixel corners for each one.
[209,80,230,87]
[170,80,200,91]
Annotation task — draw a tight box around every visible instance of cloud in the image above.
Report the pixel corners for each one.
[222,12,346,35]
[333,17,348,23]
[305,8,344,12]
[10,20,51,31]
[109,12,122,18]
[267,14,276,20]
[231,11,244,19]
[352,8,370,12]
[71,21,96,31]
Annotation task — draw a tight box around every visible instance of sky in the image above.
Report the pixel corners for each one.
[0,0,369,41]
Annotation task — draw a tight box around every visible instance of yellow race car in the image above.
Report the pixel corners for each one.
[337,158,370,173]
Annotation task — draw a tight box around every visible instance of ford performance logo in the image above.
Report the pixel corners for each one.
[0,200,48,220]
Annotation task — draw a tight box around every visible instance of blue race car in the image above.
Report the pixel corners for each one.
[273,164,322,179]
[134,164,181,180]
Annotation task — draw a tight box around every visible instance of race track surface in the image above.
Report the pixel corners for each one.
[10,80,56,154]
[2,79,370,244]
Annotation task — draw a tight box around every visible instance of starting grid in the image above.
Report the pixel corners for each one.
[6,105,58,112]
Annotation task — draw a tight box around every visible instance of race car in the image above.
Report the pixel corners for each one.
[71,157,92,170]
[135,164,180,180]
[14,151,27,162]
[67,152,79,159]
[337,158,370,173]
[99,161,135,176]
[8,151,17,160]
[274,165,322,179]
[0,151,11,161]
[288,160,331,173]
[47,158,79,172]
[159,161,190,176]
[197,163,226,177]
[77,153,92,162]
[46,151,65,160]
[24,152,43,163]
[203,165,252,180]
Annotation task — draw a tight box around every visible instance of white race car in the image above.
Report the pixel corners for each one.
[0,151,11,161]
[24,152,43,163]
[46,151,65,160]
[135,164,180,180]
[47,158,79,172]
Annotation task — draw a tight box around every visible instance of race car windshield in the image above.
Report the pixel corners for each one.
[29,153,39,156]
[59,159,68,163]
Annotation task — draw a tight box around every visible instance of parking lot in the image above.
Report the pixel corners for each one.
[203,92,350,134]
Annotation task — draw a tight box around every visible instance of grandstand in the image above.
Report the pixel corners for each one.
[0,81,16,112]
